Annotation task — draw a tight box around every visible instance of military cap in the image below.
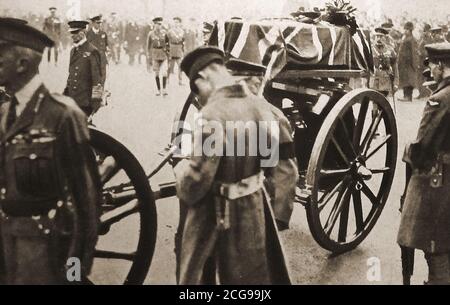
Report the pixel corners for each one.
[375,27,389,35]
[173,17,182,22]
[425,42,450,61]
[90,15,103,23]
[0,17,54,53]
[404,22,414,31]
[381,22,393,29]
[49,7,57,11]
[180,46,225,92]
[153,17,163,23]
[68,20,89,33]
[431,26,442,34]
[226,58,266,77]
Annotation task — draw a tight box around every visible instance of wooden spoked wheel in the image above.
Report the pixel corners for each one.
[88,128,157,285]
[305,89,398,253]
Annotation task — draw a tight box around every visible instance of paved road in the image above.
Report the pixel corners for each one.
[41,50,429,285]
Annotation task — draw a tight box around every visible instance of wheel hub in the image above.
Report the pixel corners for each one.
[355,162,372,181]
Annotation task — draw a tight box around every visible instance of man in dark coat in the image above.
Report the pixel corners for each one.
[124,21,141,66]
[174,46,294,285]
[0,17,100,285]
[86,15,108,85]
[42,7,61,66]
[64,21,103,117]
[398,22,420,102]
[398,42,450,285]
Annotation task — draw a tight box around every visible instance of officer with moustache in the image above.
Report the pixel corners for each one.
[64,21,103,117]
[0,17,100,285]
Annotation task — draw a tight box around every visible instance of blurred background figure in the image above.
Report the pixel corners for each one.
[168,17,185,86]
[106,12,124,65]
[147,17,169,96]
[398,21,420,101]
[42,7,61,66]
[124,20,141,66]
[87,14,108,85]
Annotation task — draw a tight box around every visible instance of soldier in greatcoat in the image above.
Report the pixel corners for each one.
[173,46,296,285]
[398,42,450,285]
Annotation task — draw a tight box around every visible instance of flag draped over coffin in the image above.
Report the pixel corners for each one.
[210,19,374,79]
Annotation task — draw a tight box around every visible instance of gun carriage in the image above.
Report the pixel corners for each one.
[87,18,398,285]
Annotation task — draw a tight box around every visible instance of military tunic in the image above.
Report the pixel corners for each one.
[64,41,103,115]
[398,77,450,253]
[174,83,293,285]
[168,27,185,59]
[86,28,108,84]
[0,85,100,284]
[371,44,397,93]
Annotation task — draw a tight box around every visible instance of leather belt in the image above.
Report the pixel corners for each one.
[213,171,265,200]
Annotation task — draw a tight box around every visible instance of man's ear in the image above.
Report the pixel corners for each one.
[16,57,29,74]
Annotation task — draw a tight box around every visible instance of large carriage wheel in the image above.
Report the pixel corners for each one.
[305,89,397,253]
[89,128,157,284]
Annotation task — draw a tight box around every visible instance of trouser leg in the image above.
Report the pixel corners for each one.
[403,86,413,101]
[54,46,58,64]
[0,216,60,285]
[424,252,450,285]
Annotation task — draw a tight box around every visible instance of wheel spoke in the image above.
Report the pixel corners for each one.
[338,188,351,242]
[95,250,136,261]
[100,201,139,231]
[361,110,383,156]
[320,168,351,177]
[353,98,369,148]
[369,167,391,174]
[324,182,351,236]
[352,189,364,233]
[331,135,350,165]
[98,157,121,185]
[318,180,344,212]
[338,117,357,158]
[360,181,379,205]
[366,134,392,160]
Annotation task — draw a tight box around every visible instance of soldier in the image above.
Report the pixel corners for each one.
[86,15,108,85]
[430,27,446,43]
[398,22,420,102]
[147,17,169,97]
[124,20,141,66]
[106,12,123,65]
[173,46,295,284]
[0,17,100,285]
[42,7,61,66]
[371,27,397,98]
[418,24,434,99]
[184,18,200,54]
[63,21,103,117]
[398,42,450,285]
[168,17,185,86]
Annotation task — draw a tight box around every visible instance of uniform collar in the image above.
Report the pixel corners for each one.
[15,74,43,116]
[73,37,87,48]
[434,76,450,94]
[209,82,252,103]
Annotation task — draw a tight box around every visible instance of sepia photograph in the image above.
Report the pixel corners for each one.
[0,0,450,289]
